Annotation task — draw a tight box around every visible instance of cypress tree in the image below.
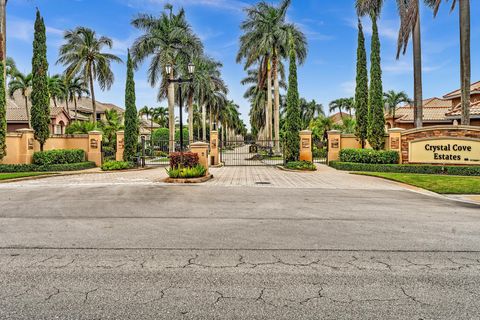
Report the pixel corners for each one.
[0,33,6,160]
[123,50,138,161]
[31,10,50,151]
[283,40,301,163]
[367,15,385,150]
[354,19,368,149]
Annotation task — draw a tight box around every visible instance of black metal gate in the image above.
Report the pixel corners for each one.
[141,138,173,166]
[220,139,284,166]
[312,138,328,164]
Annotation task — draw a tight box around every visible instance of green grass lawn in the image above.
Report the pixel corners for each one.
[354,172,480,194]
[0,172,55,181]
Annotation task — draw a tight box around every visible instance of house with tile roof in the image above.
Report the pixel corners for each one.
[386,82,480,129]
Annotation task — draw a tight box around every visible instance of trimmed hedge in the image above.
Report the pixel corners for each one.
[339,148,399,164]
[329,161,480,176]
[0,161,96,173]
[33,149,86,165]
[169,152,199,169]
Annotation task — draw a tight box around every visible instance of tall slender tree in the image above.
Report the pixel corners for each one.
[57,27,122,124]
[383,90,410,127]
[283,36,301,162]
[31,10,50,151]
[354,20,369,148]
[65,76,89,119]
[357,0,386,150]
[123,51,138,161]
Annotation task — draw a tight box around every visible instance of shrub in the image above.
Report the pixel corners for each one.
[339,149,399,164]
[313,147,327,159]
[33,149,85,165]
[329,161,480,176]
[166,164,207,179]
[285,161,316,171]
[169,152,199,169]
[101,161,133,171]
[152,128,189,144]
[0,162,96,172]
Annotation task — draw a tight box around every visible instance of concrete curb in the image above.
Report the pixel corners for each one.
[162,174,214,184]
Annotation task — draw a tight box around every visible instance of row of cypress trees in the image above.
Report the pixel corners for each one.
[354,18,386,150]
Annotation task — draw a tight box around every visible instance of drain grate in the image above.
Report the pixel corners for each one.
[255,181,271,185]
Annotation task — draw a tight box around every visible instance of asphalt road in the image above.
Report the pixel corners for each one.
[0,173,480,319]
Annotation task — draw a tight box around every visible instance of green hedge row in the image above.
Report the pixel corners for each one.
[101,161,133,171]
[33,149,86,165]
[339,149,399,164]
[329,161,480,176]
[0,162,96,173]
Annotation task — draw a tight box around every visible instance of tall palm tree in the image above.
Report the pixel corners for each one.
[47,74,65,108]
[153,106,169,128]
[238,0,307,148]
[383,90,410,127]
[65,76,89,119]
[396,0,426,128]
[300,98,324,129]
[8,70,32,128]
[426,0,470,125]
[131,4,203,151]
[329,98,354,121]
[139,105,155,134]
[57,27,122,124]
[192,103,202,141]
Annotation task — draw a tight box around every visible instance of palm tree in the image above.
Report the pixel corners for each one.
[99,109,124,150]
[329,98,354,121]
[237,0,307,149]
[57,27,122,124]
[300,99,324,129]
[65,76,89,119]
[383,90,410,127]
[153,106,169,128]
[6,57,17,79]
[426,0,470,125]
[47,74,66,108]
[131,4,203,152]
[8,70,32,128]
[192,103,202,141]
[396,0,427,128]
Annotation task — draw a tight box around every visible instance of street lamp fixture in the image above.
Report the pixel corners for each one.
[165,62,195,153]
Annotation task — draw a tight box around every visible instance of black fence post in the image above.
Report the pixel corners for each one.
[141,136,146,168]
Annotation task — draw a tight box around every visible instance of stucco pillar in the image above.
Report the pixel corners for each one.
[327,130,341,163]
[116,130,125,161]
[190,141,209,170]
[16,128,35,164]
[388,128,404,164]
[210,130,219,166]
[88,131,103,167]
[299,130,313,162]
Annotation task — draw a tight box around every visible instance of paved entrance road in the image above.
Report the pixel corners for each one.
[0,167,479,319]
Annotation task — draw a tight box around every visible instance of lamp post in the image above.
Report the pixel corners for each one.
[165,62,195,152]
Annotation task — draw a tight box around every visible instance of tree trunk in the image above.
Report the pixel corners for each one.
[273,52,280,153]
[202,104,206,141]
[65,97,69,114]
[266,56,272,141]
[88,67,96,124]
[167,68,175,152]
[209,109,213,132]
[74,96,78,120]
[24,95,30,128]
[413,5,423,128]
[188,92,193,144]
[460,0,471,125]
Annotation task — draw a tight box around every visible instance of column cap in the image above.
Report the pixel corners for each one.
[327,130,341,134]
[388,128,405,133]
[191,141,209,147]
[16,128,34,133]
[88,130,102,135]
[300,130,312,135]
[116,130,125,134]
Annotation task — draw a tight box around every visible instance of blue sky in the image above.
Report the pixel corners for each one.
[6,0,480,127]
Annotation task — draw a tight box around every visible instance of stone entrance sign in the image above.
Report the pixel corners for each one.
[409,138,480,165]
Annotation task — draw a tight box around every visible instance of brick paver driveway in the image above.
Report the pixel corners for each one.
[1,166,479,319]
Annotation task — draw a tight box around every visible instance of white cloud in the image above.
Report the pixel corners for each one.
[8,16,66,43]
[123,0,248,13]
[383,59,445,75]
[346,17,399,41]
[340,80,355,95]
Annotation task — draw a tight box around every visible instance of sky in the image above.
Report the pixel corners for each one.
[6,0,480,129]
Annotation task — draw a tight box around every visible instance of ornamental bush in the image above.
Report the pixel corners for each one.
[285,161,316,171]
[0,162,96,172]
[166,164,207,179]
[33,149,86,165]
[329,161,480,176]
[101,160,133,171]
[339,149,399,164]
[169,152,199,169]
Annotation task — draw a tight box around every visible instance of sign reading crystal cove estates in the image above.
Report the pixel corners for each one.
[409,138,480,165]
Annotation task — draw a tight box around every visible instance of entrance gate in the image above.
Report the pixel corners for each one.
[220,139,284,166]
[312,137,328,165]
